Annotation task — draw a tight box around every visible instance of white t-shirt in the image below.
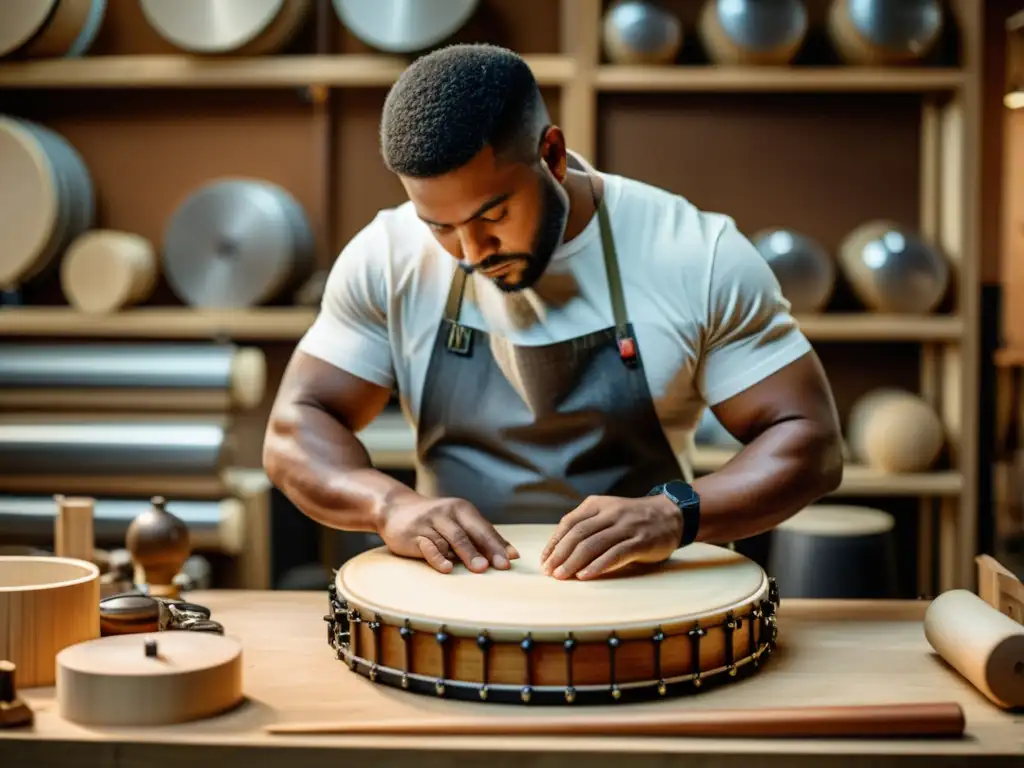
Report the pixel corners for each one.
[298,170,812,460]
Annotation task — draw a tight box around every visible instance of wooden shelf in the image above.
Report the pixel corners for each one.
[689,447,962,497]
[0,308,960,341]
[0,307,316,340]
[595,65,966,93]
[0,54,575,89]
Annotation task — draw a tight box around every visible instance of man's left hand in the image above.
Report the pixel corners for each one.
[539,494,683,580]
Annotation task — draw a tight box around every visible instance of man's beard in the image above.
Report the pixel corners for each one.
[464,175,568,293]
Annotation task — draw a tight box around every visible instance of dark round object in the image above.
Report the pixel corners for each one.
[752,228,835,313]
[768,505,898,599]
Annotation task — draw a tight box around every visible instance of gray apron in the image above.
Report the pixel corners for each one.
[415,182,687,524]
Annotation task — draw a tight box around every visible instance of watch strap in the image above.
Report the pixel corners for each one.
[648,481,700,548]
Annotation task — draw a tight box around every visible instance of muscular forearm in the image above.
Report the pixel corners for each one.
[263,403,420,534]
[691,418,843,544]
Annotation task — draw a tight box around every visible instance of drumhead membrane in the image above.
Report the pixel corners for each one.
[336,524,768,641]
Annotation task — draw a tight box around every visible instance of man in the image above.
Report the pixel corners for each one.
[264,43,843,582]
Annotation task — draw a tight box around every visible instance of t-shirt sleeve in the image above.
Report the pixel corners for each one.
[698,218,813,406]
[296,216,395,389]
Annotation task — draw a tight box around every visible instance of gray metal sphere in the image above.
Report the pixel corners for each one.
[752,228,835,313]
[709,0,807,52]
[603,1,684,65]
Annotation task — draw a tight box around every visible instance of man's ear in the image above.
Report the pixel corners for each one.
[538,125,567,182]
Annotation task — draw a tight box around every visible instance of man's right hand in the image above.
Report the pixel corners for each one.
[376,495,519,574]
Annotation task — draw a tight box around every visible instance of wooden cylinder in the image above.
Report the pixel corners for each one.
[924,590,1024,710]
[768,505,897,599]
[53,494,94,563]
[0,556,100,688]
[847,388,945,473]
[60,230,158,314]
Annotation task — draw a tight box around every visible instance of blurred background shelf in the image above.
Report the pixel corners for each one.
[1,0,1012,598]
[594,65,967,92]
[0,53,576,89]
[0,308,317,340]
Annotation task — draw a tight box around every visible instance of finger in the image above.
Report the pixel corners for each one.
[552,526,630,580]
[543,511,614,575]
[455,506,513,569]
[416,535,453,573]
[575,539,639,580]
[433,515,489,573]
[540,501,601,563]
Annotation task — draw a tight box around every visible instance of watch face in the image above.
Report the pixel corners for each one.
[666,480,698,506]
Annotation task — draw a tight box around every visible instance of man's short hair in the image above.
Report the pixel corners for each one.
[380,43,550,178]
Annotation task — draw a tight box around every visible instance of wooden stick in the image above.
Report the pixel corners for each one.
[53,494,95,562]
[266,702,965,739]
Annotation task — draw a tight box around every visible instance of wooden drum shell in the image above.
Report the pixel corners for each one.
[0,555,101,688]
[326,527,779,705]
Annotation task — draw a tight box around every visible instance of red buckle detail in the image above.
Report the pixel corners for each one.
[618,336,637,361]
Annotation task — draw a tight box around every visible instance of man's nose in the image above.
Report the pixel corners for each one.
[458,227,491,267]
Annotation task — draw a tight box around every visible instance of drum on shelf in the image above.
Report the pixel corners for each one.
[331,0,478,53]
[140,0,312,56]
[0,0,105,59]
[161,178,315,308]
[699,0,808,66]
[827,0,945,66]
[325,524,779,705]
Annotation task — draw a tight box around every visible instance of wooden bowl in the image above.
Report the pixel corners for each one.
[0,556,100,688]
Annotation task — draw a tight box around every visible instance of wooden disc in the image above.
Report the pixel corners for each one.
[0,118,60,289]
[61,230,158,313]
[336,524,767,642]
[57,631,244,725]
[776,504,894,537]
[0,0,58,57]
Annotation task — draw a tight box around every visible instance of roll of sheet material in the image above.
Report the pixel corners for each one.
[698,0,808,66]
[752,228,835,313]
[331,0,479,53]
[0,495,245,554]
[0,343,266,412]
[838,220,950,314]
[0,0,105,58]
[0,117,94,291]
[846,388,945,473]
[140,0,312,55]
[925,590,1024,711]
[602,1,684,66]
[0,419,233,477]
[61,230,158,314]
[827,0,944,66]
[768,504,898,599]
[161,179,316,308]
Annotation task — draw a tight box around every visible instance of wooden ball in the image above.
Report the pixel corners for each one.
[847,388,945,473]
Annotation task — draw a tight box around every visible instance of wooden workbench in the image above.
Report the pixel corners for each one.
[2,592,1021,767]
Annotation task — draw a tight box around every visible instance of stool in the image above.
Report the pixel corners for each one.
[767,504,898,599]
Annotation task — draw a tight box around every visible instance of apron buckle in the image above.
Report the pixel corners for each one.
[446,323,474,356]
[617,332,638,368]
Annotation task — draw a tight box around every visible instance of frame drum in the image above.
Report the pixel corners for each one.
[327,524,779,705]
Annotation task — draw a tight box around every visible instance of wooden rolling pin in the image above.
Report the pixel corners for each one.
[266,701,965,738]
[924,589,1024,710]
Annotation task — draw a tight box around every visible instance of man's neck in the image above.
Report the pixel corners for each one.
[561,169,602,244]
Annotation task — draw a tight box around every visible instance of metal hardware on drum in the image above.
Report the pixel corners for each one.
[323,577,780,706]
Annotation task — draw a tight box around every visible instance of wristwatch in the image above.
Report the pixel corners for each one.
[647,480,700,548]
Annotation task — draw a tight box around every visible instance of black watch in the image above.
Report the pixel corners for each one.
[647,480,700,548]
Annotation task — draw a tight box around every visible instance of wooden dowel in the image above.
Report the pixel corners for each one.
[266,702,966,739]
[53,494,94,562]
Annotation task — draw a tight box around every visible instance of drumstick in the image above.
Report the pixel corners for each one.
[266,701,965,739]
